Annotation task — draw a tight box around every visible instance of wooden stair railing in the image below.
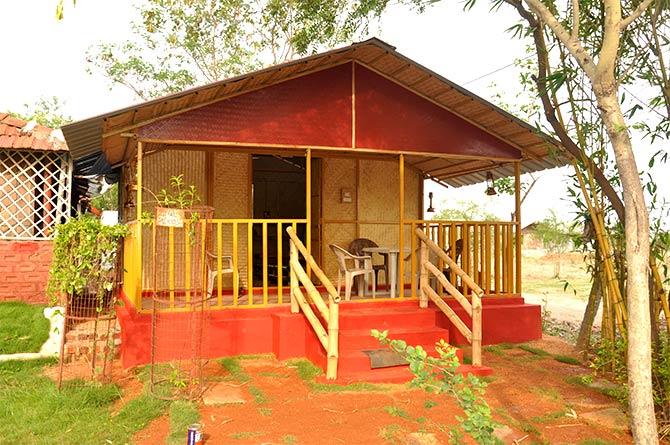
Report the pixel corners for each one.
[415,228,483,367]
[286,227,341,379]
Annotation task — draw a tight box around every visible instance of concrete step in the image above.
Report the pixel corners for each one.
[338,307,438,330]
[338,326,449,351]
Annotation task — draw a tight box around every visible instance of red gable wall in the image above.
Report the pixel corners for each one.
[354,64,520,158]
[138,62,520,160]
[139,63,353,147]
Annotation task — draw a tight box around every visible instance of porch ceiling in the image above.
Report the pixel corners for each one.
[62,38,568,186]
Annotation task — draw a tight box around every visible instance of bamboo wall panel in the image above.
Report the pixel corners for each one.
[212,152,250,289]
[141,150,207,288]
[321,158,356,221]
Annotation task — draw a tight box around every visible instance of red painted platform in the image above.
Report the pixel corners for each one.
[116,294,540,382]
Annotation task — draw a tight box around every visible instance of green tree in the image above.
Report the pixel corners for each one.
[87,0,364,100]
[534,211,577,278]
[433,200,497,221]
[10,96,72,129]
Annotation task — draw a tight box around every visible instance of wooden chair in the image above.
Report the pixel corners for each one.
[206,251,240,299]
[348,238,388,285]
[330,244,376,301]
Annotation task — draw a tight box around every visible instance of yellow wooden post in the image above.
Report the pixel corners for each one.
[514,162,522,294]
[185,221,191,303]
[419,236,429,308]
[290,238,299,313]
[247,223,254,306]
[277,222,283,304]
[398,154,405,299]
[233,222,239,306]
[494,224,500,294]
[135,141,143,308]
[437,223,444,296]
[410,222,417,299]
[217,221,223,306]
[306,149,312,277]
[168,226,175,307]
[262,222,268,305]
[326,297,339,380]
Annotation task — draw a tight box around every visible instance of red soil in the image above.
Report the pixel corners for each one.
[131,336,633,445]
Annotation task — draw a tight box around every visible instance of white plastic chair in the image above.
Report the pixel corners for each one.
[206,251,239,299]
[330,244,376,301]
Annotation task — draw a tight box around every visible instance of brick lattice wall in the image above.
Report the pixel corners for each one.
[0,240,52,303]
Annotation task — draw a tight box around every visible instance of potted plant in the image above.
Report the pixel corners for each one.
[153,174,201,228]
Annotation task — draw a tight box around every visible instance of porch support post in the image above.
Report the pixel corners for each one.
[306,148,312,276]
[398,154,405,299]
[514,161,522,294]
[135,141,143,308]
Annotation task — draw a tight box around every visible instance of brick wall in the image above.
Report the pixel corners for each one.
[0,240,53,304]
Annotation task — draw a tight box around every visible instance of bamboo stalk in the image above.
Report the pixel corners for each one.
[168,226,175,306]
[471,297,482,367]
[463,223,470,296]
[399,154,405,299]
[411,222,417,299]
[327,297,339,380]
[494,224,500,294]
[424,262,473,316]
[286,227,340,302]
[514,162,522,294]
[292,286,328,349]
[290,240,299,314]
[422,283,472,343]
[419,238,429,309]
[484,224,491,295]
[290,257,330,321]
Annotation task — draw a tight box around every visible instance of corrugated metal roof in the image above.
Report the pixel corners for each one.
[62,37,567,185]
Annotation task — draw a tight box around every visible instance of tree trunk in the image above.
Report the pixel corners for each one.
[594,81,658,443]
[576,258,603,355]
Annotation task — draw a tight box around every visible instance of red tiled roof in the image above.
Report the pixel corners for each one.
[0,113,68,151]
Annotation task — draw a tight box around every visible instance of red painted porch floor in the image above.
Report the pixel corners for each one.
[126,336,632,444]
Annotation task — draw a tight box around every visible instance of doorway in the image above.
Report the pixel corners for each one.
[251,155,306,285]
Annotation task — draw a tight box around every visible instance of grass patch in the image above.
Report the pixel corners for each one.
[484,343,514,355]
[248,384,269,404]
[259,407,272,416]
[379,423,403,444]
[166,401,200,445]
[565,374,593,387]
[461,355,473,364]
[531,409,566,423]
[383,405,410,419]
[518,344,551,356]
[0,359,168,444]
[554,354,581,365]
[0,302,50,354]
[230,431,264,440]
[423,399,438,409]
[286,358,322,381]
[219,357,250,383]
[531,386,561,401]
[282,434,298,444]
[577,440,616,445]
[257,371,290,378]
[310,381,389,392]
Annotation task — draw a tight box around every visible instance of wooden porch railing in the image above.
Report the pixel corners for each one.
[405,220,520,299]
[286,226,340,380]
[415,228,483,367]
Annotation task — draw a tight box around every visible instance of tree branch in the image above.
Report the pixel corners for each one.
[619,0,655,29]
[505,0,626,222]
[571,0,580,39]
[521,0,597,78]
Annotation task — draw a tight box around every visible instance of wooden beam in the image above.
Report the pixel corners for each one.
[399,154,405,299]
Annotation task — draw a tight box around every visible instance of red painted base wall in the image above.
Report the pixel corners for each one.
[117,292,542,368]
[0,240,53,304]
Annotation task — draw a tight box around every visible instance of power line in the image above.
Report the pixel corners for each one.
[462,54,534,86]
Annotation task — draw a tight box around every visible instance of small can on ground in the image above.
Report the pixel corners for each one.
[187,423,203,445]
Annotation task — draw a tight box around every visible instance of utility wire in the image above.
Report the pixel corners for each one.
[462,54,534,86]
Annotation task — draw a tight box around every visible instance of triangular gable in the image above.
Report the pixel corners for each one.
[138,62,520,160]
[354,64,520,159]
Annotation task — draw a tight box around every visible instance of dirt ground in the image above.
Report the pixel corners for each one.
[126,336,630,445]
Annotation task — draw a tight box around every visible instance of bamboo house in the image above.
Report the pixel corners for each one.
[62,39,567,381]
